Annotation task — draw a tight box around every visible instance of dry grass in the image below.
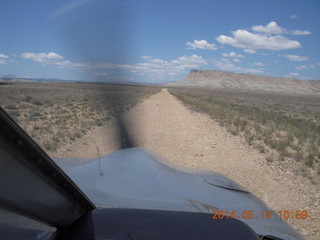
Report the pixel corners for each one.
[169,87,320,179]
[0,82,160,153]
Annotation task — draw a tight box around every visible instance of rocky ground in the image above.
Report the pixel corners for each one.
[53,89,319,239]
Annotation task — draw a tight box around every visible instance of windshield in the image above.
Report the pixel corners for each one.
[0,1,319,239]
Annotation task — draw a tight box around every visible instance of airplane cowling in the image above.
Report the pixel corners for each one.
[55,148,305,240]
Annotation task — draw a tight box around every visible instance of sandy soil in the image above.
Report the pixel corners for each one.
[55,89,319,239]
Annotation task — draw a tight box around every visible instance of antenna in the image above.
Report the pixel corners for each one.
[96,146,104,176]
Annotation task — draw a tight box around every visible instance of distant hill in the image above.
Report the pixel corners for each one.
[0,76,77,83]
[0,74,18,80]
[0,76,157,86]
[170,70,320,95]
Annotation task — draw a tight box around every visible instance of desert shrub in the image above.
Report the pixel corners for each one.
[24,96,32,102]
[5,105,18,110]
[305,154,315,167]
[266,156,274,163]
[32,100,44,105]
[169,88,320,169]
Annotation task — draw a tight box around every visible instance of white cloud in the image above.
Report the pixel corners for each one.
[285,72,309,80]
[212,58,241,72]
[290,73,300,77]
[295,64,318,70]
[289,14,299,19]
[251,62,265,67]
[0,54,9,64]
[171,55,207,67]
[287,72,303,78]
[129,54,207,79]
[232,58,242,63]
[90,55,208,79]
[186,40,217,50]
[55,60,72,66]
[291,30,311,36]
[93,72,108,76]
[244,49,257,54]
[252,21,288,34]
[280,54,309,61]
[222,51,244,58]
[20,51,91,71]
[251,21,311,36]
[92,62,132,70]
[0,54,9,58]
[141,56,152,60]
[295,65,308,70]
[21,52,63,64]
[245,68,265,74]
[216,29,301,51]
[212,58,264,74]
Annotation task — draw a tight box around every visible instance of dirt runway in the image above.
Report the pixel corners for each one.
[56,89,319,239]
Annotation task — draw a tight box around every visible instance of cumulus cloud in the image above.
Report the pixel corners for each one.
[0,54,9,59]
[92,54,208,79]
[295,63,318,70]
[141,56,152,60]
[285,72,309,80]
[252,21,287,34]
[244,49,257,54]
[215,21,309,53]
[92,62,132,70]
[252,21,311,36]
[0,53,9,64]
[232,58,242,63]
[289,14,299,19]
[222,51,244,58]
[94,55,207,74]
[212,58,264,74]
[131,54,207,78]
[171,55,207,67]
[21,52,63,64]
[286,72,306,79]
[290,72,300,77]
[295,65,308,70]
[251,62,266,67]
[20,51,208,79]
[186,40,217,50]
[291,30,311,36]
[280,54,309,61]
[216,29,301,52]
[93,72,108,77]
[21,51,91,70]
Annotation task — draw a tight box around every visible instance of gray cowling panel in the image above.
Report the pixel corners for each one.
[56,148,305,240]
[0,107,95,227]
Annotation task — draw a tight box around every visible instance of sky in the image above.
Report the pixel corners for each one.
[0,0,319,83]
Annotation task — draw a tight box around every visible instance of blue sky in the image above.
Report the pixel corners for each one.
[0,0,319,83]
